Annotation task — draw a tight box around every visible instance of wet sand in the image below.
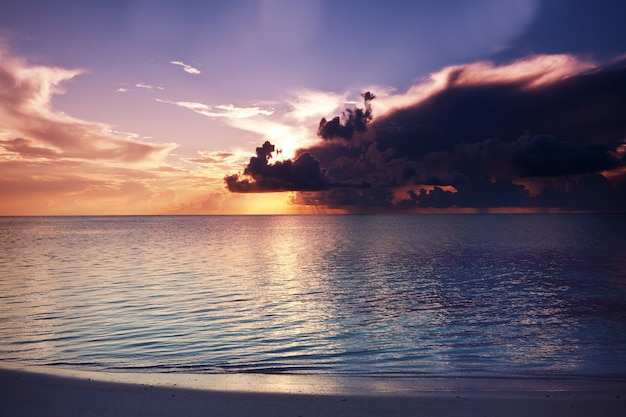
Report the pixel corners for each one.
[1,364,624,417]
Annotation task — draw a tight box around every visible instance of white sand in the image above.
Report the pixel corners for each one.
[1,364,624,417]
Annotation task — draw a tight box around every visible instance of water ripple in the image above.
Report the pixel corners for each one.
[1,214,625,378]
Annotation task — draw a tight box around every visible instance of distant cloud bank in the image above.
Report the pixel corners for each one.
[226,54,626,212]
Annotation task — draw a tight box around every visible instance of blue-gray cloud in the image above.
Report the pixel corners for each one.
[227,56,626,212]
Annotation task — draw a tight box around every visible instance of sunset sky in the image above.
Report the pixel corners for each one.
[1,0,625,215]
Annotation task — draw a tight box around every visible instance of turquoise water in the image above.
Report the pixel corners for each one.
[1,214,625,379]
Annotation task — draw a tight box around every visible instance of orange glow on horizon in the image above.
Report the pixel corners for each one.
[222,192,349,215]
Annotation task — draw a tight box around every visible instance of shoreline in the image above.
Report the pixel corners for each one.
[1,364,624,417]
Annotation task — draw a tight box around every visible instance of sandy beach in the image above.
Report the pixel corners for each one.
[1,365,624,417]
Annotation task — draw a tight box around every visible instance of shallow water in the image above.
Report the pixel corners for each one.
[1,214,625,379]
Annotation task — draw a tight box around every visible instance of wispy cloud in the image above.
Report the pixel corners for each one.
[158,99,273,119]
[0,46,192,215]
[135,82,164,92]
[160,90,350,160]
[285,89,347,122]
[186,150,238,164]
[223,116,316,159]
[0,48,175,164]
[373,55,595,117]
[183,150,251,179]
[170,60,201,75]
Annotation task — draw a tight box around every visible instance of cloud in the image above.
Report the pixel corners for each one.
[135,82,164,92]
[509,135,622,177]
[317,92,375,140]
[221,90,350,159]
[286,89,348,122]
[183,150,252,179]
[187,151,237,164]
[170,60,201,75]
[226,54,626,212]
[0,48,176,164]
[1,137,60,159]
[159,99,273,119]
[162,89,352,163]
[225,141,329,192]
[0,46,192,214]
[372,54,595,117]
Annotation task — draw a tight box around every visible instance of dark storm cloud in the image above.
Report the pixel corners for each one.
[407,173,626,212]
[317,92,375,140]
[535,174,626,211]
[225,141,329,192]
[411,178,532,209]
[371,61,626,158]
[509,135,623,177]
[227,56,626,211]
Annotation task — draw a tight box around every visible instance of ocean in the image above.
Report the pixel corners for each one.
[1,214,625,380]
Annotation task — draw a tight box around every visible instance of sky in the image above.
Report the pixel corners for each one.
[1,0,625,215]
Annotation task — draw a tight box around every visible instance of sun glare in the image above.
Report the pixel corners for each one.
[226,193,300,215]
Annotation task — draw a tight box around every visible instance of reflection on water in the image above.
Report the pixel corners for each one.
[1,214,625,378]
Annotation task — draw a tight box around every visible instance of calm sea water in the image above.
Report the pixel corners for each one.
[1,214,625,379]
